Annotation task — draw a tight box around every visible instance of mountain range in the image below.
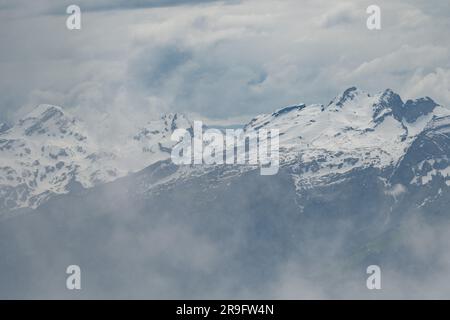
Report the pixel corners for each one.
[1,87,450,298]
[2,87,449,215]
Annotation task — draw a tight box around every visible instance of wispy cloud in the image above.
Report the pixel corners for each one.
[0,0,449,126]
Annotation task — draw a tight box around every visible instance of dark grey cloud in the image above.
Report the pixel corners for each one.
[0,0,236,16]
[76,0,238,12]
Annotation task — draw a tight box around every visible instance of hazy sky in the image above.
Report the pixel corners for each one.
[0,0,449,123]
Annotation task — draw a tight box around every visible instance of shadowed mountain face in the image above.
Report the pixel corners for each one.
[1,88,450,299]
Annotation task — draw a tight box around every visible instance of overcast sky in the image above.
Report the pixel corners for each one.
[0,0,449,124]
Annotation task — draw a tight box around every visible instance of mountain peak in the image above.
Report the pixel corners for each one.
[15,104,81,138]
[405,96,437,106]
[133,112,192,142]
[401,96,438,123]
[373,90,438,124]
[328,86,368,108]
[160,112,189,122]
[378,88,402,103]
[380,88,396,96]
[26,104,65,120]
[371,88,404,123]
[160,112,191,132]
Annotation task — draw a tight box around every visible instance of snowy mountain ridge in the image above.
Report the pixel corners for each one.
[1,87,450,213]
[0,106,192,211]
[241,87,450,187]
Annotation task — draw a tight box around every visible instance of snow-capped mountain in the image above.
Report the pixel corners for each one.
[2,87,450,299]
[127,87,450,198]
[0,105,192,211]
[244,87,450,187]
[1,87,449,215]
